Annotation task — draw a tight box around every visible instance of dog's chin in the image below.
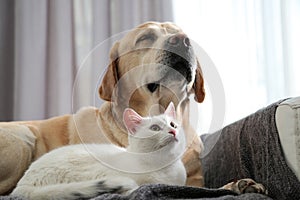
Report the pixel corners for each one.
[147,64,193,91]
[155,48,196,83]
[147,83,159,93]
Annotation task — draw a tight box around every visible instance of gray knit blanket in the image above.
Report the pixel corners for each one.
[2,100,299,200]
[201,100,300,200]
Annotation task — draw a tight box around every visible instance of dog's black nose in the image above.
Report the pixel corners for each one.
[167,34,191,47]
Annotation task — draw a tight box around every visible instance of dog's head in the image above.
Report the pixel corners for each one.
[99,22,205,117]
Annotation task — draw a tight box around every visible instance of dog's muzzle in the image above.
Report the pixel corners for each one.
[146,33,196,93]
[159,33,195,83]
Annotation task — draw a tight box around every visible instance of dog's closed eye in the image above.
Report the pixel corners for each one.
[136,32,157,44]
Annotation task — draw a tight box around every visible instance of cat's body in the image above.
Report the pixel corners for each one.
[11,103,186,200]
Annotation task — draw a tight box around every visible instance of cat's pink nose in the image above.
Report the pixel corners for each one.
[168,130,176,137]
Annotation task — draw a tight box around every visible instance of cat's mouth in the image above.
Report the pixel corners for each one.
[156,135,178,149]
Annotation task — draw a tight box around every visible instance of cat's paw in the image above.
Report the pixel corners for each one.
[222,178,267,195]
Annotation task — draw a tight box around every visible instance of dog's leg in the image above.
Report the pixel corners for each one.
[180,99,204,187]
[182,138,205,187]
[0,125,35,194]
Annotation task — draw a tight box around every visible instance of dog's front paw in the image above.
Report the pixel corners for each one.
[222,178,267,195]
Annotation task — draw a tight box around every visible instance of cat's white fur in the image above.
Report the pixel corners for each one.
[11,102,186,200]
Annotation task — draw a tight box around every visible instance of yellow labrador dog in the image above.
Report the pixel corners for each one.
[0,21,266,195]
[0,22,204,194]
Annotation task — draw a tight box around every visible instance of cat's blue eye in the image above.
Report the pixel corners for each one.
[170,122,177,129]
[150,124,161,131]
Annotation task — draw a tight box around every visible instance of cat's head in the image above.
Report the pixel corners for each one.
[123,102,181,152]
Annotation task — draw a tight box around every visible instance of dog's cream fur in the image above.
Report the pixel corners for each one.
[0,22,206,194]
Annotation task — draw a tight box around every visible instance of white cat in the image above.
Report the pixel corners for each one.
[11,102,186,200]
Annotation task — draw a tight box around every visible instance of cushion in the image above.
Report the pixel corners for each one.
[276,96,300,180]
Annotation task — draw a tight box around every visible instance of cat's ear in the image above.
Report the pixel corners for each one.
[123,108,143,134]
[165,102,176,119]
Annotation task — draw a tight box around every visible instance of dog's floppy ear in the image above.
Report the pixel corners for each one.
[193,59,205,103]
[99,42,120,101]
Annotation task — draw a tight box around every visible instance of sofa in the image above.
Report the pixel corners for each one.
[200,97,300,200]
[2,97,299,200]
